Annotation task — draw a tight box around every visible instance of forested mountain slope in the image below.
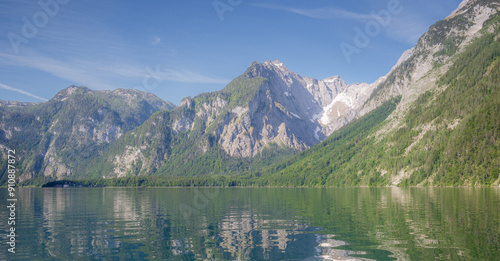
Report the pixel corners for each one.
[0,87,175,183]
[256,0,500,186]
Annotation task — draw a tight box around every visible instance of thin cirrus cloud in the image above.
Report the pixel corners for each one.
[0,51,229,93]
[386,16,430,44]
[0,52,117,90]
[151,37,161,46]
[250,3,428,45]
[161,69,230,84]
[0,83,48,101]
[248,3,373,20]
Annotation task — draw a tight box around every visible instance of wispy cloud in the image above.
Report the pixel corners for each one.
[0,51,230,92]
[249,2,429,45]
[249,3,373,20]
[386,15,429,44]
[0,52,117,90]
[161,69,230,84]
[0,83,48,101]
[151,36,161,46]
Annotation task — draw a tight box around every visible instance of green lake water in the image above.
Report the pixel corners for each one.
[1,187,499,260]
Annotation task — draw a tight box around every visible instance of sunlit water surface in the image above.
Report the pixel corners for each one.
[0,187,499,260]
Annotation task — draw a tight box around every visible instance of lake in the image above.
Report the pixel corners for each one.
[1,187,499,260]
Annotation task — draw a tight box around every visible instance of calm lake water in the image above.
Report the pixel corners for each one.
[1,187,499,260]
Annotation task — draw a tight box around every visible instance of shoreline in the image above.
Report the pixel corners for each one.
[4,185,499,188]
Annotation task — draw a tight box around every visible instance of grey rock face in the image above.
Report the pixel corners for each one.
[211,59,376,157]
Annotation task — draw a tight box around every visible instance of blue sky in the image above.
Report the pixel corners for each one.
[0,0,462,104]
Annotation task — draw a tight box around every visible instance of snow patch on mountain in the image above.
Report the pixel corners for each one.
[314,126,321,140]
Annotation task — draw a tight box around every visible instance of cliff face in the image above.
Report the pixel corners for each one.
[214,59,348,158]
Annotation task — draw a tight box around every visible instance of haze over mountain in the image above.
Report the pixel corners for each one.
[0,0,499,186]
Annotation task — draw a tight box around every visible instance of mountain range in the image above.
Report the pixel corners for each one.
[1,0,499,186]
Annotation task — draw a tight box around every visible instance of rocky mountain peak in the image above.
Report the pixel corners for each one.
[448,0,472,18]
[263,59,289,72]
[321,76,347,89]
[52,85,90,102]
[109,88,164,103]
[211,58,381,157]
[180,97,195,108]
[259,59,295,80]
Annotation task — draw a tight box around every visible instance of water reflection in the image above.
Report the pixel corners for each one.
[214,212,358,260]
[0,187,499,260]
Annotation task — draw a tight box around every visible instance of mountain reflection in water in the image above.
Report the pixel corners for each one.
[1,187,499,260]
